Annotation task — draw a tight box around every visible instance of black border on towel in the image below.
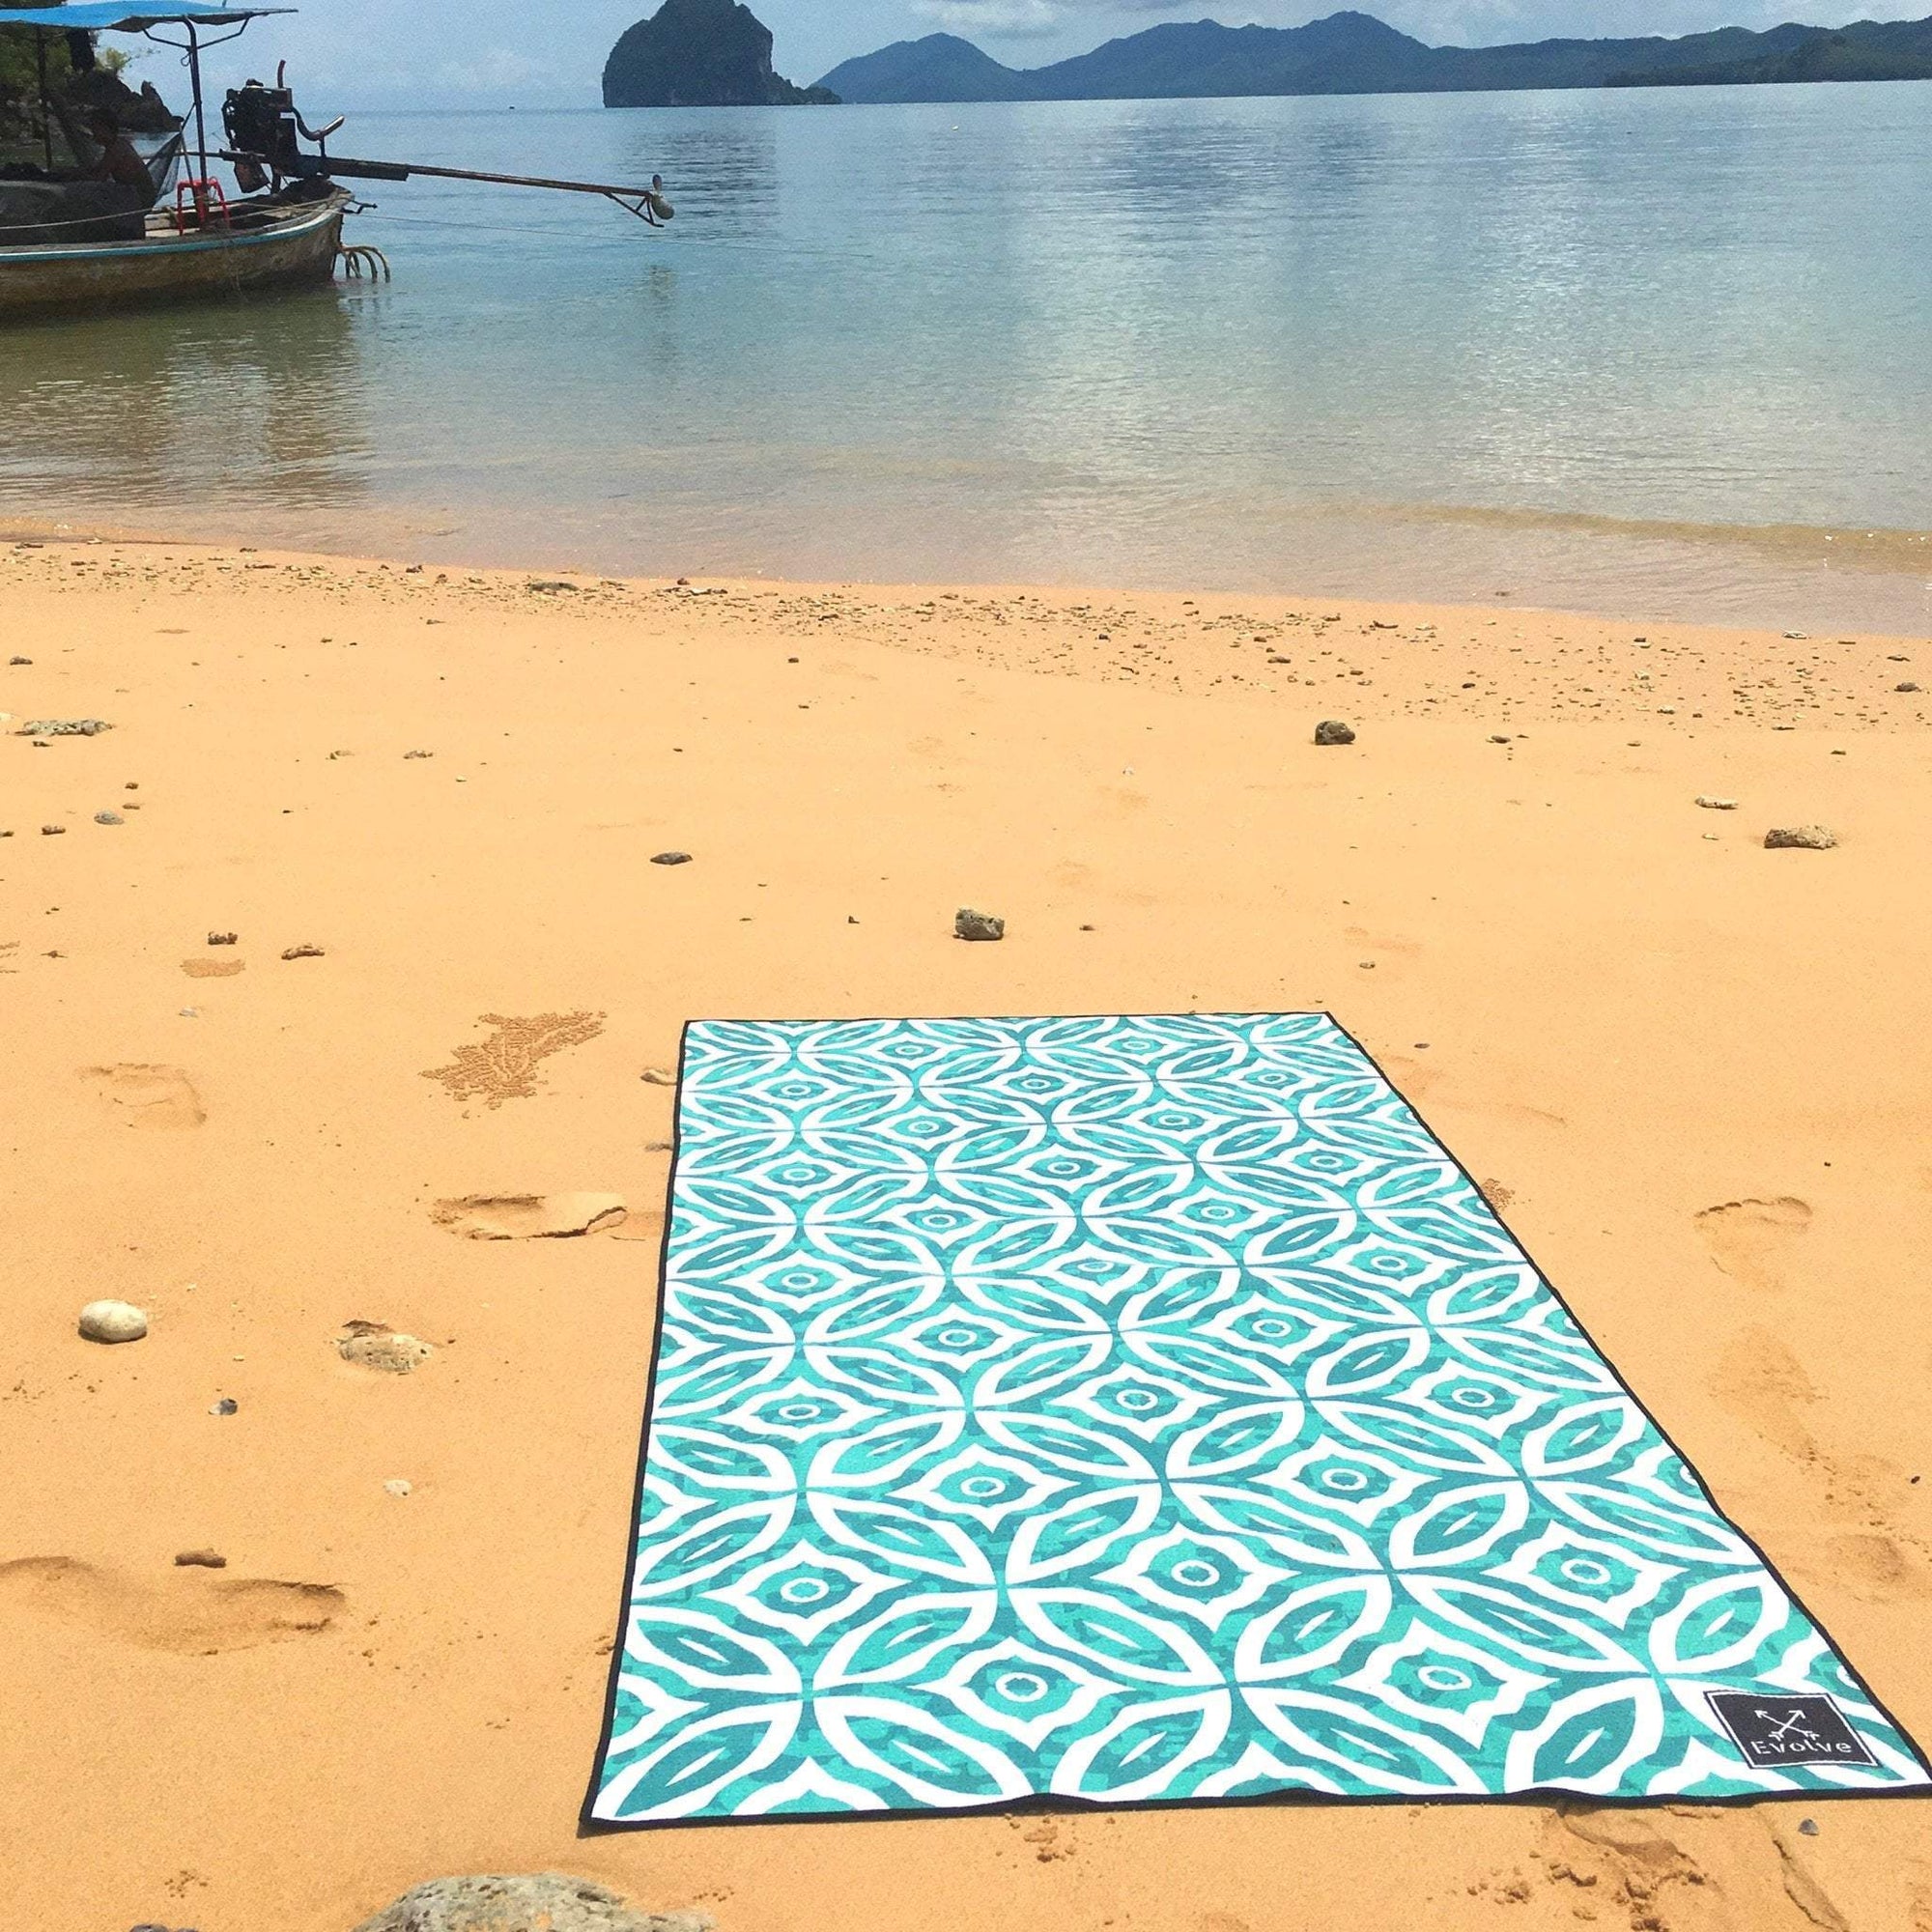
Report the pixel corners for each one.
[579,1010,1932,1833]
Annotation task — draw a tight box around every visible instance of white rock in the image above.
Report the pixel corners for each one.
[78,1299,148,1343]
[384,1478,412,1497]
[351,1873,711,1932]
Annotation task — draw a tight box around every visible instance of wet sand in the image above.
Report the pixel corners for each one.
[2,537,1929,1931]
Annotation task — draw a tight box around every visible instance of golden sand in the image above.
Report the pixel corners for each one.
[1,538,1928,1929]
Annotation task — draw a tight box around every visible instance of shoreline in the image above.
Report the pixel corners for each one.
[5,496,1929,642]
[3,534,1930,1930]
[3,531,1928,733]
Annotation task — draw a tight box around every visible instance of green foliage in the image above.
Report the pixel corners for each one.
[1608,24,1932,86]
[1,22,76,108]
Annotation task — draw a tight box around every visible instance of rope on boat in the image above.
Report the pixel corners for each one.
[0,204,160,237]
[335,242,389,281]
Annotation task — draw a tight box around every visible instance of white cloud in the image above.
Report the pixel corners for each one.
[424,45,568,95]
[912,0,1069,35]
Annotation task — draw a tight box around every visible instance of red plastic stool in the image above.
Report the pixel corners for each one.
[173,178,231,232]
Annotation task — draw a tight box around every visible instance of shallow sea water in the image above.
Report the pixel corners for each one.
[3,83,1929,627]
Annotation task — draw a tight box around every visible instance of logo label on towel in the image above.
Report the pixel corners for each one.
[1708,1691,1877,1768]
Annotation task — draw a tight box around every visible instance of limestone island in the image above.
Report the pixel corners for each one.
[603,0,839,107]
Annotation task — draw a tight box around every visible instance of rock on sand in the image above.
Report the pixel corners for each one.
[78,1299,147,1343]
[954,908,1005,941]
[350,1873,712,1932]
[1314,719,1355,746]
[1764,825,1838,850]
[337,1321,434,1374]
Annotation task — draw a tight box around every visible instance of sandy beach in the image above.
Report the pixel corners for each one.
[3,533,1929,1931]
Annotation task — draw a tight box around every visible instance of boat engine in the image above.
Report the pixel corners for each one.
[222,71,404,190]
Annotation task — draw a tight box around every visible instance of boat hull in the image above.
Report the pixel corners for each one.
[0,191,349,320]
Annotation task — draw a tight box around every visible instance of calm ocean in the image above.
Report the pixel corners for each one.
[4,82,1929,627]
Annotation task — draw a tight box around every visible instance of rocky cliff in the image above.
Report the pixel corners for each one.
[603,0,837,108]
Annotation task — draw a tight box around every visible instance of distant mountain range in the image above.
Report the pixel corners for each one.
[815,9,1932,102]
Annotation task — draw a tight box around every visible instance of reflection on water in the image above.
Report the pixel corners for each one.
[2,282,370,522]
[1,85,1929,630]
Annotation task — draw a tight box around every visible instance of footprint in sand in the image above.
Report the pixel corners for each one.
[1821,1531,1932,1603]
[1343,925,1423,958]
[431,1192,627,1239]
[1379,1054,1440,1097]
[1543,1809,1715,1925]
[421,1011,605,1110]
[1695,1196,1812,1292]
[1709,1325,1819,1461]
[1710,1332,1932,1602]
[1380,1057,1563,1127]
[83,1063,205,1129]
[0,1555,342,1653]
[609,1209,666,1245]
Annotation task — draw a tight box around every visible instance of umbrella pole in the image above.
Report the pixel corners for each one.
[186,19,210,193]
[35,28,53,173]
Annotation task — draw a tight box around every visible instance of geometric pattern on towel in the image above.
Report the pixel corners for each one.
[587,1013,1929,1824]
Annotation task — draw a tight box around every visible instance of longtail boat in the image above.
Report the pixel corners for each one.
[0,0,673,320]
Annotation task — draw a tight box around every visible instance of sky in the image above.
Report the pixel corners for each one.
[136,0,1932,110]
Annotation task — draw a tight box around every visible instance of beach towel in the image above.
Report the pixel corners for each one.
[586,1013,1928,1826]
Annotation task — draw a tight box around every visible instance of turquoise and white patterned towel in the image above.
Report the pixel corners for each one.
[586,1013,1927,1825]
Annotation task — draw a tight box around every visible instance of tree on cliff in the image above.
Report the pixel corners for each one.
[603,0,838,107]
[1,14,177,154]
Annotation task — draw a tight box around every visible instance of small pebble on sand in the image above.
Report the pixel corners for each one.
[650,850,693,866]
[384,1478,413,1498]
[281,943,326,959]
[1314,719,1355,746]
[208,930,238,946]
[1765,825,1837,850]
[1693,796,1737,810]
[954,907,1006,942]
[41,824,64,836]
[95,810,124,826]
[210,1397,239,1415]
[640,1066,675,1085]
[79,1299,148,1343]
[174,1549,226,1569]
[1897,681,1921,694]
